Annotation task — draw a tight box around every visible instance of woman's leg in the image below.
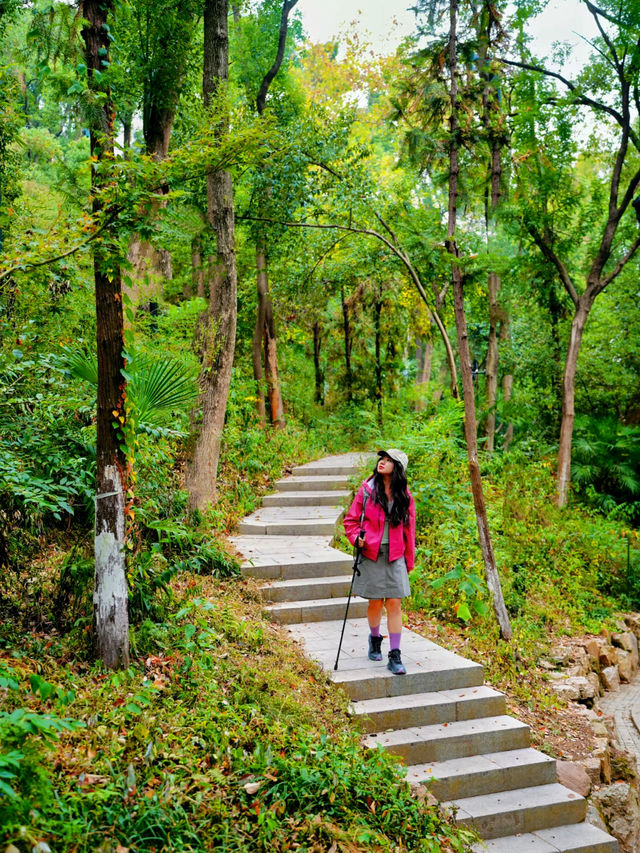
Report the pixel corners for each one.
[367,599,384,660]
[385,598,402,637]
[368,599,384,634]
[384,598,406,674]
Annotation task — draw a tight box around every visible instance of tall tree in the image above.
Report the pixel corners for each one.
[413,0,513,638]
[504,0,640,506]
[249,0,298,428]
[119,0,200,304]
[184,0,237,510]
[81,0,129,668]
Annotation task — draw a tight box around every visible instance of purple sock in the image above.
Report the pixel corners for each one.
[389,632,401,651]
[370,625,381,637]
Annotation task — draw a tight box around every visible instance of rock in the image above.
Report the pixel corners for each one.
[612,631,639,656]
[585,802,608,833]
[557,760,591,796]
[610,746,639,783]
[599,642,618,669]
[624,614,640,641]
[593,737,612,784]
[592,782,640,852]
[586,671,601,699]
[601,665,621,692]
[549,674,599,702]
[617,649,636,683]
[590,720,609,737]
[581,755,604,786]
[584,638,602,667]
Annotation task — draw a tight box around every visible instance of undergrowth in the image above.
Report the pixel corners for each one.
[0,579,475,852]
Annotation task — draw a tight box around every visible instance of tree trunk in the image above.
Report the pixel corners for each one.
[485,271,500,454]
[253,240,284,428]
[186,233,205,299]
[252,243,267,426]
[556,298,591,507]
[313,321,324,405]
[250,1,297,428]
[374,291,383,427]
[126,120,174,310]
[341,284,353,403]
[415,332,433,410]
[263,282,285,428]
[123,115,132,150]
[82,0,130,669]
[499,314,513,450]
[184,0,237,511]
[446,0,511,641]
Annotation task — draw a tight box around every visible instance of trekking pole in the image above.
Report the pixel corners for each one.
[334,529,364,671]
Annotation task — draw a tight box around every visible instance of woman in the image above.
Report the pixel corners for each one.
[343,449,416,675]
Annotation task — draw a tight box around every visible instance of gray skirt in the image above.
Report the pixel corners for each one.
[352,544,411,600]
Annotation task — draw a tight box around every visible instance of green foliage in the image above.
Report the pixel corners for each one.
[0,662,83,813]
[0,587,474,852]
[572,415,640,524]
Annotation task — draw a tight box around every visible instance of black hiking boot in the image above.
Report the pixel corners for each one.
[387,648,406,675]
[368,634,383,661]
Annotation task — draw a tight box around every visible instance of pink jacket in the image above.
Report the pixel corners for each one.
[343,478,416,571]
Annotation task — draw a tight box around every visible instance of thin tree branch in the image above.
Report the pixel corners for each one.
[584,0,621,72]
[599,234,640,290]
[301,233,351,287]
[0,215,117,284]
[526,223,580,306]
[501,57,639,150]
[256,0,299,115]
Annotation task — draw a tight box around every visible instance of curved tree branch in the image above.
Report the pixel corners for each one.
[256,0,299,115]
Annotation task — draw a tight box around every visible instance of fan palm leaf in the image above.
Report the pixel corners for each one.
[62,348,197,429]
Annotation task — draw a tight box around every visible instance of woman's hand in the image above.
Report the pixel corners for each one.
[356,534,366,549]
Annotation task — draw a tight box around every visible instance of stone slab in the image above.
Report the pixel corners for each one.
[471,822,618,852]
[261,575,353,602]
[353,685,505,732]
[365,715,529,764]
[407,748,556,801]
[262,490,351,507]
[275,475,350,491]
[291,452,372,477]
[449,782,586,839]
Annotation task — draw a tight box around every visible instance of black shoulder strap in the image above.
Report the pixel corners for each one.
[359,488,370,528]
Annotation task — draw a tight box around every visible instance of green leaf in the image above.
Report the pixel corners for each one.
[456,602,472,621]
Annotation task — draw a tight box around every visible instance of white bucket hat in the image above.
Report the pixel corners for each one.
[377,448,408,472]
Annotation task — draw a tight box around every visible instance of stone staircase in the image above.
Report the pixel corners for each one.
[231,453,618,852]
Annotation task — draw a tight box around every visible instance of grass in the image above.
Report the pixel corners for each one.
[0,577,476,852]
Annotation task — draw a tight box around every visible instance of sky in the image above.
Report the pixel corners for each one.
[297,0,598,72]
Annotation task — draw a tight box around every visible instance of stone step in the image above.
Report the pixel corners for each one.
[260,574,353,603]
[291,464,363,476]
[407,748,556,802]
[231,535,353,580]
[238,518,339,536]
[291,453,371,478]
[470,822,618,852]
[353,685,506,733]
[238,504,343,536]
[333,657,485,702]
[265,596,368,625]
[364,715,529,765]
[448,783,586,840]
[262,490,351,507]
[275,475,350,492]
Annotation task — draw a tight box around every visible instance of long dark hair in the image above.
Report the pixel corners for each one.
[370,459,410,527]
